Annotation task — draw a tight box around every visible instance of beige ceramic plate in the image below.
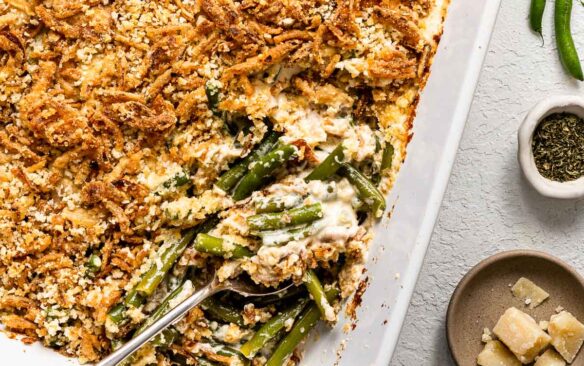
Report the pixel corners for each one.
[446,250,584,366]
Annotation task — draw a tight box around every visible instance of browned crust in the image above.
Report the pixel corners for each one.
[0,0,450,362]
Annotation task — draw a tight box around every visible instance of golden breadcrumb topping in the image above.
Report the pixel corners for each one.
[0,0,446,364]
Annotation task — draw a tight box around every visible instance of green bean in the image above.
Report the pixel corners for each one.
[134,283,188,336]
[118,329,179,366]
[135,216,219,297]
[108,284,154,326]
[530,0,546,36]
[107,288,146,325]
[134,229,198,297]
[373,143,394,185]
[86,253,102,275]
[247,203,323,231]
[151,328,179,348]
[216,131,281,192]
[194,233,253,259]
[200,297,246,327]
[240,297,309,358]
[202,341,250,366]
[108,217,218,326]
[232,144,297,201]
[107,289,143,329]
[257,224,319,246]
[118,285,187,366]
[193,215,223,235]
[555,0,584,80]
[107,303,129,325]
[380,143,394,174]
[205,80,221,115]
[340,164,386,218]
[266,288,339,366]
[123,289,145,308]
[303,270,333,321]
[224,115,253,137]
[304,144,345,181]
[195,358,220,366]
[254,195,303,213]
[162,172,190,189]
[374,135,382,154]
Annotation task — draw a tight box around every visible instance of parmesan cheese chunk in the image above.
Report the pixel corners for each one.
[534,349,566,366]
[511,277,549,309]
[493,307,551,364]
[477,340,521,366]
[548,310,584,363]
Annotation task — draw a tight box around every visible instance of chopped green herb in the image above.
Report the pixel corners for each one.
[532,112,584,182]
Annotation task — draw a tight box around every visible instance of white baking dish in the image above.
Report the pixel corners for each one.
[302,0,502,365]
[0,0,501,364]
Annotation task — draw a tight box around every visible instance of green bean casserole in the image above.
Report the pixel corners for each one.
[0,0,448,364]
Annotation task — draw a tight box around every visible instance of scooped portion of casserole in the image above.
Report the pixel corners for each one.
[0,0,447,364]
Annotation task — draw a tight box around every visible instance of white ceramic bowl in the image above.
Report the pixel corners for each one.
[518,96,584,199]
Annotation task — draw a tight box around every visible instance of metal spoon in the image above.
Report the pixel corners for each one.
[96,273,292,366]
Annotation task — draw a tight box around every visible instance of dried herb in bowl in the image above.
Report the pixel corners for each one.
[532,112,584,182]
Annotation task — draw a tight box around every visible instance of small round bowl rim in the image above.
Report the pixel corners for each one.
[517,95,584,199]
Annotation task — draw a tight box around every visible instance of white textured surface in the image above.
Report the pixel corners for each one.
[391,1,584,365]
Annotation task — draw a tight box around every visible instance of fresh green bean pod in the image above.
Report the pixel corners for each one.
[216,131,281,192]
[200,297,246,327]
[304,144,345,181]
[340,164,386,218]
[530,0,547,35]
[194,233,253,259]
[266,288,339,366]
[247,203,323,231]
[254,195,303,214]
[303,270,333,321]
[240,297,309,358]
[555,0,584,80]
[232,144,297,201]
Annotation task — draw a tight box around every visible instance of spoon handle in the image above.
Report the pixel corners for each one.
[96,282,219,366]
